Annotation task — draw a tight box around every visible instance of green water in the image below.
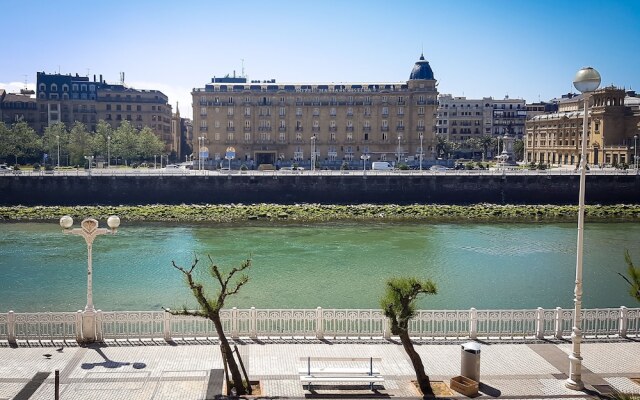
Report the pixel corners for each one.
[0,221,638,312]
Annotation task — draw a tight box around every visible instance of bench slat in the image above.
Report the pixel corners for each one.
[299,357,382,362]
[298,368,380,375]
[300,376,385,382]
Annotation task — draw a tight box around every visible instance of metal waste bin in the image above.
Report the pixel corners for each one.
[461,342,481,382]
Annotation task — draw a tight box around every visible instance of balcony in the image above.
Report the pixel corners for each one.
[346,126,354,132]
[279,127,287,132]
[312,127,320,132]
[381,126,389,132]
[226,127,235,132]
[416,126,425,131]
[295,127,304,132]
[397,101,406,105]
[258,127,272,132]
[363,127,371,132]
[396,126,405,131]
[244,127,252,132]
[329,126,337,132]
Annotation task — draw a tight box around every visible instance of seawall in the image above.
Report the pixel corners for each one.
[1,173,639,206]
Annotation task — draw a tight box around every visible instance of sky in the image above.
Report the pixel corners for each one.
[1,0,639,119]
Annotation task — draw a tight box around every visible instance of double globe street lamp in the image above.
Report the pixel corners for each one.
[566,66,600,391]
[60,215,120,342]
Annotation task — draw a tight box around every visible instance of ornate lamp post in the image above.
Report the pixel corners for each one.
[311,135,317,172]
[56,135,60,168]
[566,66,600,391]
[634,134,638,171]
[419,133,424,171]
[60,215,120,342]
[397,135,402,166]
[107,135,111,168]
[360,153,370,176]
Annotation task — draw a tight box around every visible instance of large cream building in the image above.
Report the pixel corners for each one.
[191,55,438,168]
[525,87,640,167]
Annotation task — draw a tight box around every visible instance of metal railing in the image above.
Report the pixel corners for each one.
[1,306,637,343]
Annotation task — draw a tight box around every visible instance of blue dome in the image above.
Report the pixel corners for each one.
[410,54,435,80]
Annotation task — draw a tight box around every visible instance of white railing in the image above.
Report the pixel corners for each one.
[1,306,637,343]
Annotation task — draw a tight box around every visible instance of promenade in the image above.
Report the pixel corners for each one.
[1,338,638,400]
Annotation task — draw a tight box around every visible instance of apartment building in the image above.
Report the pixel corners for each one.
[0,89,37,125]
[191,55,438,168]
[525,86,640,166]
[35,72,175,154]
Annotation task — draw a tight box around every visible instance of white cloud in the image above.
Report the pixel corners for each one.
[0,82,36,97]
[127,81,193,119]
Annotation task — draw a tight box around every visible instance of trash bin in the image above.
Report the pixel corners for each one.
[461,341,481,382]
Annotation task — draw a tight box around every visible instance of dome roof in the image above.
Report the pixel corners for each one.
[409,54,435,80]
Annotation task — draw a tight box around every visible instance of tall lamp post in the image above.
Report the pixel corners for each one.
[397,135,402,166]
[59,215,120,342]
[566,66,600,391]
[56,135,60,168]
[634,134,638,171]
[107,135,111,168]
[419,133,424,171]
[361,153,370,176]
[198,136,205,170]
[311,135,317,172]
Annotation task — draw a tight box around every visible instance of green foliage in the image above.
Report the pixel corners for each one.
[240,163,248,171]
[620,250,640,303]
[341,161,349,170]
[0,122,41,164]
[537,162,547,170]
[137,126,165,160]
[381,277,437,335]
[68,122,91,165]
[398,163,409,170]
[32,163,40,171]
[465,161,475,170]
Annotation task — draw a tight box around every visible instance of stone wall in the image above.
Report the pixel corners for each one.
[1,174,639,206]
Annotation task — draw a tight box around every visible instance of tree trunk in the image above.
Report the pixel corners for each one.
[212,312,247,395]
[399,330,433,397]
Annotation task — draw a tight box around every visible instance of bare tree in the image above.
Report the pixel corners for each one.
[381,277,437,397]
[167,255,251,395]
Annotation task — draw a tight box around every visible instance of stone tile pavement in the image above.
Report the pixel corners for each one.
[0,339,638,399]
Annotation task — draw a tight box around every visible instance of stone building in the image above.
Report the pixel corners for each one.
[525,86,640,166]
[191,55,438,168]
[171,102,194,162]
[35,72,176,154]
[0,89,37,126]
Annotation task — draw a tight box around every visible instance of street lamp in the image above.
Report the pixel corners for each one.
[397,135,402,166]
[419,133,424,171]
[630,134,637,169]
[360,153,370,176]
[198,136,205,170]
[311,135,317,172]
[566,66,600,391]
[107,135,111,168]
[59,215,120,342]
[56,135,60,168]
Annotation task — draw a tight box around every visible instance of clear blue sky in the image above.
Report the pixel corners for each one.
[1,0,639,119]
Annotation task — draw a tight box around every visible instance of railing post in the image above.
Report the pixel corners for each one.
[469,308,478,339]
[250,307,257,339]
[231,307,239,339]
[163,309,172,341]
[536,307,545,339]
[316,307,324,339]
[383,316,391,339]
[95,310,103,342]
[7,311,16,344]
[619,306,628,338]
[75,310,83,343]
[554,307,563,339]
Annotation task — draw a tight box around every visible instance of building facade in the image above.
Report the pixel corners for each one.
[0,89,37,126]
[35,72,176,154]
[191,55,438,168]
[525,86,640,166]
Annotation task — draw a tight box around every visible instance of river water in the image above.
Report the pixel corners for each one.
[0,221,638,312]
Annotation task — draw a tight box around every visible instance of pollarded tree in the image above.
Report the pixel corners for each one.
[67,122,92,166]
[619,250,640,303]
[381,277,437,397]
[167,255,252,396]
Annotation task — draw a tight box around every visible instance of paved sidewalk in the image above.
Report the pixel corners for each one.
[0,339,639,399]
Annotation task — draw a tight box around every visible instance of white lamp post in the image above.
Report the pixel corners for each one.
[419,133,424,171]
[634,134,638,171]
[311,135,317,172]
[361,153,370,176]
[59,215,120,342]
[107,135,111,168]
[56,135,60,168]
[198,136,205,170]
[397,135,402,166]
[566,66,600,391]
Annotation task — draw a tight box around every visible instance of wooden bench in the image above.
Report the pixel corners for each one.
[299,357,384,391]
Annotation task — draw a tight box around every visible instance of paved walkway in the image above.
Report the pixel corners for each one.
[1,339,639,399]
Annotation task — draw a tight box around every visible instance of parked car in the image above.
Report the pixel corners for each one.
[371,162,394,171]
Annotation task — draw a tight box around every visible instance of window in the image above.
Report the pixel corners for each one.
[245,107,251,116]
[313,108,319,116]
[330,107,336,116]
[296,108,302,116]
[397,106,404,116]
[106,104,111,111]
[245,132,251,141]
[382,132,388,141]
[136,105,141,111]
[214,132,220,141]
[51,83,57,91]
[330,132,336,141]
[347,107,353,116]
[382,107,388,116]
[215,121,220,128]
[245,120,251,128]
[228,107,234,116]
[126,105,132,111]
[398,96,404,104]
[279,107,285,116]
